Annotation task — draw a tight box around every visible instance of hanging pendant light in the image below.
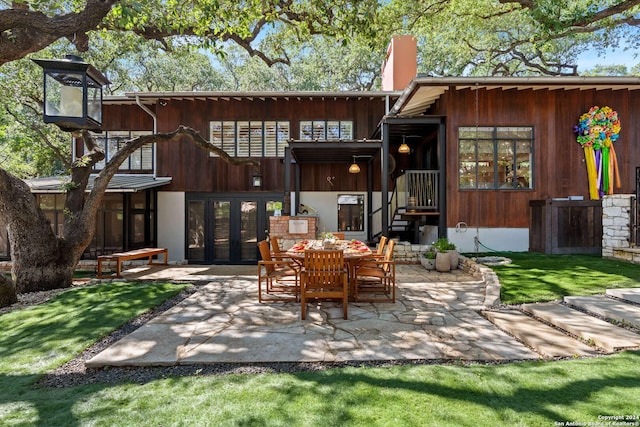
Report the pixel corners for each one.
[398,135,410,154]
[348,156,361,174]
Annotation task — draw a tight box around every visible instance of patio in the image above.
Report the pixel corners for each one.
[85,264,537,367]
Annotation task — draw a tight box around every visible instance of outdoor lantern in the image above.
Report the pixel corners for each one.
[398,135,411,154]
[348,156,361,174]
[32,55,110,132]
[252,173,263,188]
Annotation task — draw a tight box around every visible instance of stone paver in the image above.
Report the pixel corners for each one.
[522,302,640,353]
[86,265,537,368]
[483,310,600,358]
[565,295,640,329]
[606,288,640,304]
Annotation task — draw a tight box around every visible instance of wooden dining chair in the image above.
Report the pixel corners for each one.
[331,232,345,240]
[270,236,284,257]
[356,235,388,268]
[353,239,396,303]
[257,240,299,303]
[300,249,348,320]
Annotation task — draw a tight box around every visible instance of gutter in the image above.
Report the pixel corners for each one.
[135,95,158,178]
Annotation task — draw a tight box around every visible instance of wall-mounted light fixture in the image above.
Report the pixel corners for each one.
[398,135,411,154]
[252,173,262,188]
[348,156,361,174]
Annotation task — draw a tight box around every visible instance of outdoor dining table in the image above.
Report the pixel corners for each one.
[285,239,373,298]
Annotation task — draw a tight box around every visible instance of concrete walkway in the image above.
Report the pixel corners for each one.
[86,264,538,367]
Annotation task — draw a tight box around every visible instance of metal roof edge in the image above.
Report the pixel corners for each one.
[388,76,640,117]
[116,90,403,100]
[410,76,640,86]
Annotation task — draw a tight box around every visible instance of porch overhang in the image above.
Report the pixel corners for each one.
[391,76,640,117]
[288,139,382,164]
[26,175,172,193]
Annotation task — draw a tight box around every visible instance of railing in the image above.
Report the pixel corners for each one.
[369,170,439,241]
[403,170,439,211]
[631,195,638,247]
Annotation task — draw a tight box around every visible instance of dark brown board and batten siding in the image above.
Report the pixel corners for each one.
[105,97,387,193]
[438,87,640,229]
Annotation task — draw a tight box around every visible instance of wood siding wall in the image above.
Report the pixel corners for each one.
[435,88,640,228]
[102,87,640,231]
[103,97,388,193]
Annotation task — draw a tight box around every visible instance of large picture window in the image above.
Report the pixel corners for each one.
[209,120,290,158]
[299,120,353,140]
[458,126,533,190]
[92,131,154,172]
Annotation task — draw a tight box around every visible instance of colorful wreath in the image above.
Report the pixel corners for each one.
[574,105,620,150]
[574,105,621,200]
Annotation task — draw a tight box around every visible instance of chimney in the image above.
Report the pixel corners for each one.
[381,35,417,91]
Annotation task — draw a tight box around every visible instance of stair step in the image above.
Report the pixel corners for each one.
[564,295,640,329]
[522,303,640,353]
[606,288,640,304]
[483,310,599,358]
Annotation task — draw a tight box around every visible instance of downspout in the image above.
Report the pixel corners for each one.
[135,95,158,177]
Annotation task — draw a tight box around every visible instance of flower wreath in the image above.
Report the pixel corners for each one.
[574,105,620,150]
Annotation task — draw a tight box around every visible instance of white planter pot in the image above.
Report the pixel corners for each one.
[435,252,451,272]
[420,257,436,270]
[447,250,459,269]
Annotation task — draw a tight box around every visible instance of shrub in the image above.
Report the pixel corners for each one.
[433,237,456,252]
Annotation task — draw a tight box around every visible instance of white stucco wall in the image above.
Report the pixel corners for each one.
[448,227,529,253]
[298,191,368,241]
[157,191,185,262]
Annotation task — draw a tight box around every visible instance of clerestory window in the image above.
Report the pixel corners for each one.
[209,120,290,158]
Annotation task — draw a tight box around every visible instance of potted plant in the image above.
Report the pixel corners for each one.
[433,237,459,271]
[420,247,436,270]
[443,239,459,269]
[320,231,337,249]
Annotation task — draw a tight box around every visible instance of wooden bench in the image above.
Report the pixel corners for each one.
[97,247,168,279]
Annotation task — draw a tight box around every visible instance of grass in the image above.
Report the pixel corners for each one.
[1,261,640,425]
[476,252,640,304]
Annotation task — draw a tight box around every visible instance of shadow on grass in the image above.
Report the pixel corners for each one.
[2,353,638,425]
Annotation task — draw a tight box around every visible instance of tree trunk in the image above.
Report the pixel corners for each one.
[0,273,17,307]
[0,169,80,293]
[0,126,258,306]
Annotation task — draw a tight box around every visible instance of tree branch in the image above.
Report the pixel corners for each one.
[4,106,72,168]
[498,0,640,28]
[0,0,118,65]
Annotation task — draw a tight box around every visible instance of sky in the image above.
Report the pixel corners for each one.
[576,46,640,73]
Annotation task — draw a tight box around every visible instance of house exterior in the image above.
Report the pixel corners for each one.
[3,38,640,263]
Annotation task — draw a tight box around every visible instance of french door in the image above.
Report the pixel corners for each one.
[186,193,281,264]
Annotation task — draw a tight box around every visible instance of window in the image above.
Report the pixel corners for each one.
[92,130,155,172]
[209,120,290,158]
[299,120,353,140]
[458,126,533,190]
[337,194,364,232]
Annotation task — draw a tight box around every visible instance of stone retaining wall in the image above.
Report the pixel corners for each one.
[602,194,639,263]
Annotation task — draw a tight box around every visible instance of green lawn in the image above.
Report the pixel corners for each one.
[1,266,640,425]
[479,252,640,304]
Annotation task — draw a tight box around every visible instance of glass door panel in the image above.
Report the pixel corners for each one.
[240,201,258,262]
[186,194,281,264]
[213,200,231,262]
[187,201,205,262]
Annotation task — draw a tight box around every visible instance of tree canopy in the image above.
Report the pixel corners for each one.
[1,0,640,305]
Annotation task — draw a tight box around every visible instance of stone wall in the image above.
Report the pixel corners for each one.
[602,194,633,258]
[392,241,429,263]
